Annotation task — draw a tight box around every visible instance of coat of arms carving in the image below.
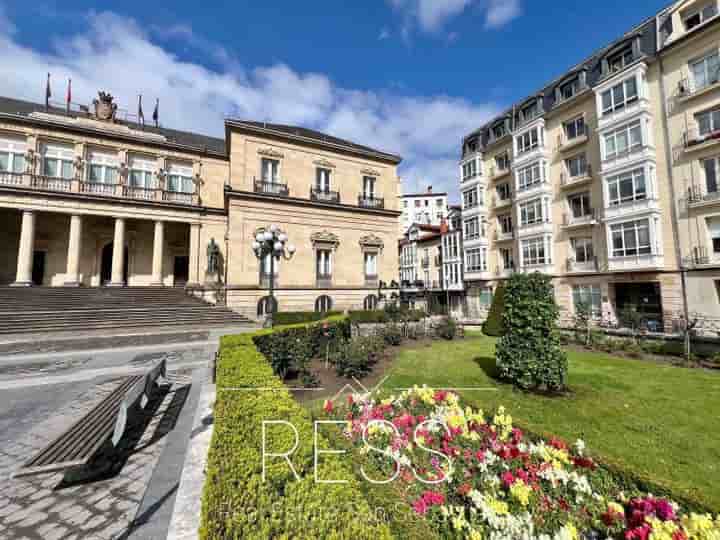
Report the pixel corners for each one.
[93,91,118,122]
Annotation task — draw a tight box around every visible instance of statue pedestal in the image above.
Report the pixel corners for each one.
[204,271,221,285]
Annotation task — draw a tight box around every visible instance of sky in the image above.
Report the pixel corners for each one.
[0,0,671,201]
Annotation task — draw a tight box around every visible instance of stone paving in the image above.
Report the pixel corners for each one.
[0,343,214,539]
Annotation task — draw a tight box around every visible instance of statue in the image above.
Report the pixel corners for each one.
[207,238,220,275]
[93,91,118,122]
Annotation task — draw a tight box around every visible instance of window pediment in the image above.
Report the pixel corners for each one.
[359,233,384,252]
[258,147,284,159]
[361,167,381,176]
[310,230,340,250]
[314,158,336,169]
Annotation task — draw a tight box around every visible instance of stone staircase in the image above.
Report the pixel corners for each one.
[0,286,253,335]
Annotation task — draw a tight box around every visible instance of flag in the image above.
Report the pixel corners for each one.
[152,98,159,127]
[66,78,71,113]
[45,73,51,109]
[138,94,145,126]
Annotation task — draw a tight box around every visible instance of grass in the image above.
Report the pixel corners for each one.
[383,332,720,510]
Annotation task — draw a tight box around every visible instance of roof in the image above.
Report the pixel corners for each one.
[0,95,226,156]
[401,192,448,198]
[417,233,442,244]
[226,119,402,164]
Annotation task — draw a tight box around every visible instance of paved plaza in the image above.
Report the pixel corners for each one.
[0,333,226,540]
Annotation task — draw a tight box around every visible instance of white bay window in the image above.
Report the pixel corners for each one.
[606,168,648,206]
[87,148,118,184]
[128,155,156,190]
[42,142,74,179]
[601,77,638,116]
[521,236,551,266]
[0,136,26,174]
[167,162,194,193]
[603,120,643,160]
[610,219,652,257]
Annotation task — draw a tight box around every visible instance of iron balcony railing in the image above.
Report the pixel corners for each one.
[316,273,332,287]
[683,246,710,266]
[566,256,598,272]
[683,127,720,149]
[687,184,720,205]
[358,195,384,209]
[557,124,591,149]
[254,178,289,196]
[421,257,430,268]
[310,187,340,203]
[562,209,598,226]
[560,163,593,186]
[516,178,549,193]
[678,76,720,100]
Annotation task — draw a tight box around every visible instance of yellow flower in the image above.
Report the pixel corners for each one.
[680,513,720,539]
[468,529,483,540]
[509,480,532,507]
[646,517,682,540]
[487,497,509,516]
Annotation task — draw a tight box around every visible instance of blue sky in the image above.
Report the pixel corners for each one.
[0,0,670,199]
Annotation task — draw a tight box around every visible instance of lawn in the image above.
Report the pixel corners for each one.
[382,332,720,510]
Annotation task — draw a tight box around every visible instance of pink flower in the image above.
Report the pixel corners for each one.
[412,497,428,515]
[501,471,515,488]
[323,399,333,414]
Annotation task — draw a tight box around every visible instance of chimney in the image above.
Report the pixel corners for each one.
[439,217,449,234]
[427,185,433,193]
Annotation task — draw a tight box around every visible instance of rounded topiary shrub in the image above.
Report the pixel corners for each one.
[482,285,506,337]
[495,273,568,392]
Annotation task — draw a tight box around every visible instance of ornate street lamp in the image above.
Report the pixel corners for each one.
[252,224,296,327]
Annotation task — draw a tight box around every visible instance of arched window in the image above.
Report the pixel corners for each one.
[315,295,333,313]
[363,295,378,310]
[257,296,277,317]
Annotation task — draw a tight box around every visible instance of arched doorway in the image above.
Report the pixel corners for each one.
[101,243,128,285]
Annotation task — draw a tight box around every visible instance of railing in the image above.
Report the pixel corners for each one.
[683,246,711,266]
[488,166,511,179]
[123,185,161,201]
[254,178,289,196]
[562,209,597,226]
[493,194,513,207]
[0,171,25,186]
[163,191,196,205]
[687,184,720,205]
[316,274,332,287]
[358,195,384,209]
[364,274,378,286]
[683,127,720,149]
[566,256,598,272]
[310,187,340,203]
[516,178,549,193]
[494,230,514,241]
[421,257,430,268]
[678,77,720,100]
[560,163,593,186]
[495,265,515,277]
[80,181,118,195]
[557,124,591,149]
[31,175,72,192]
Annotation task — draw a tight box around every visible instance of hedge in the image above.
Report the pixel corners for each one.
[272,310,342,325]
[481,284,506,336]
[201,318,392,539]
[348,308,427,324]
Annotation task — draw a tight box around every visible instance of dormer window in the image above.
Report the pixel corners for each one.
[560,78,579,101]
[492,123,506,140]
[465,137,479,155]
[522,100,538,122]
[683,2,718,30]
[608,46,634,74]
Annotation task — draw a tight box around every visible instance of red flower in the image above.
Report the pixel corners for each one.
[549,436,568,451]
[323,400,333,413]
[501,471,515,488]
[457,483,472,496]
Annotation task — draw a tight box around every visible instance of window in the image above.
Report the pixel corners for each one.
[708,218,720,253]
[462,187,478,209]
[702,157,720,193]
[501,248,514,269]
[521,100,538,122]
[560,77,579,101]
[363,295,378,310]
[601,77,639,116]
[683,3,718,30]
[364,252,378,277]
[167,162,194,193]
[414,199,421,207]
[479,288,493,306]
[261,158,279,183]
[564,116,586,140]
[315,295,333,313]
[608,46,634,73]
[571,237,594,262]
[497,182,511,201]
[436,198,443,207]
[565,154,588,178]
[316,249,332,277]
[607,168,647,206]
[492,123,506,140]
[572,285,601,318]
[696,108,720,136]
[424,200,429,206]
[521,237,549,266]
[604,120,642,160]
[520,198,545,226]
[128,155,156,189]
[316,168,331,192]
[516,126,542,154]
[86,148,118,184]
[257,296,277,317]
[568,192,592,218]
[362,176,376,199]
[499,213,513,234]
[404,200,408,208]
[464,137,479,154]
[610,219,651,257]
[495,153,510,171]
[464,217,480,240]
[517,161,543,191]
[462,159,478,180]
[41,142,74,179]
[0,136,26,174]
[466,248,487,272]
[691,50,720,90]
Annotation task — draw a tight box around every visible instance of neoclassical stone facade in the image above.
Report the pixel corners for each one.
[0,95,402,320]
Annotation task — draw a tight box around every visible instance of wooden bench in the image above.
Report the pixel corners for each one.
[13,359,166,478]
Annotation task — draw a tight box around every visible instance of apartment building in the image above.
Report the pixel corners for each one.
[458,0,720,333]
[441,206,468,317]
[0,92,402,321]
[399,186,448,234]
[398,223,444,310]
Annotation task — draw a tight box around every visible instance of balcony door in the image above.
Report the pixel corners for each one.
[261,158,279,184]
[100,242,128,285]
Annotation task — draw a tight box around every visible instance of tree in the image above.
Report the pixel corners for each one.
[482,285,506,337]
[496,273,568,392]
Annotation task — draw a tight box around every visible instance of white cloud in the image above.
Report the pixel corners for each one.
[484,0,522,29]
[0,9,500,199]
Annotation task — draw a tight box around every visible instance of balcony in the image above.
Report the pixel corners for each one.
[560,164,593,189]
[561,210,598,229]
[603,196,659,221]
[677,77,720,104]
[254,179,289,197]
[519,262,554,275]
[516,218,553,238]
[365,274,379,287]
[683,127,720,154]
[557,126,591,153]
[686,184,720,209]
[421,257,430,268]
[488,166,511,181]
[566,256,598,273]
[310,187,340,204]
[0,172,199,205]
[607,253,664,271]
[494,265,515,278]
[515,179,551,201]
[494,230,514,243]
[493,194,513,209]
[682,246,715,267]
[465,267,492,280]
[316,273,333,288]
[358,195,385,209]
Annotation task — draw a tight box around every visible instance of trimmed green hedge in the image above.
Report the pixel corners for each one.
[348,308,426,324]
[201,320,392,539]
[272,310,342,325]
[482,284,506,337]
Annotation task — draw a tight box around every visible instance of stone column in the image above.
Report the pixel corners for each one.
[108,217,126,287]
[151,220,165,286]
[188,223,201,286]
[12,210,36,287]
[64,214,83,286]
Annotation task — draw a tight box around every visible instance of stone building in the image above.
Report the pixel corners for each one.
[0,94,401,321]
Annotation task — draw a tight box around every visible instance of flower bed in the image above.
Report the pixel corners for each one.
[324,386,720,539]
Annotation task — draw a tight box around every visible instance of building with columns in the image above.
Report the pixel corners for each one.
[0,93,402,321]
